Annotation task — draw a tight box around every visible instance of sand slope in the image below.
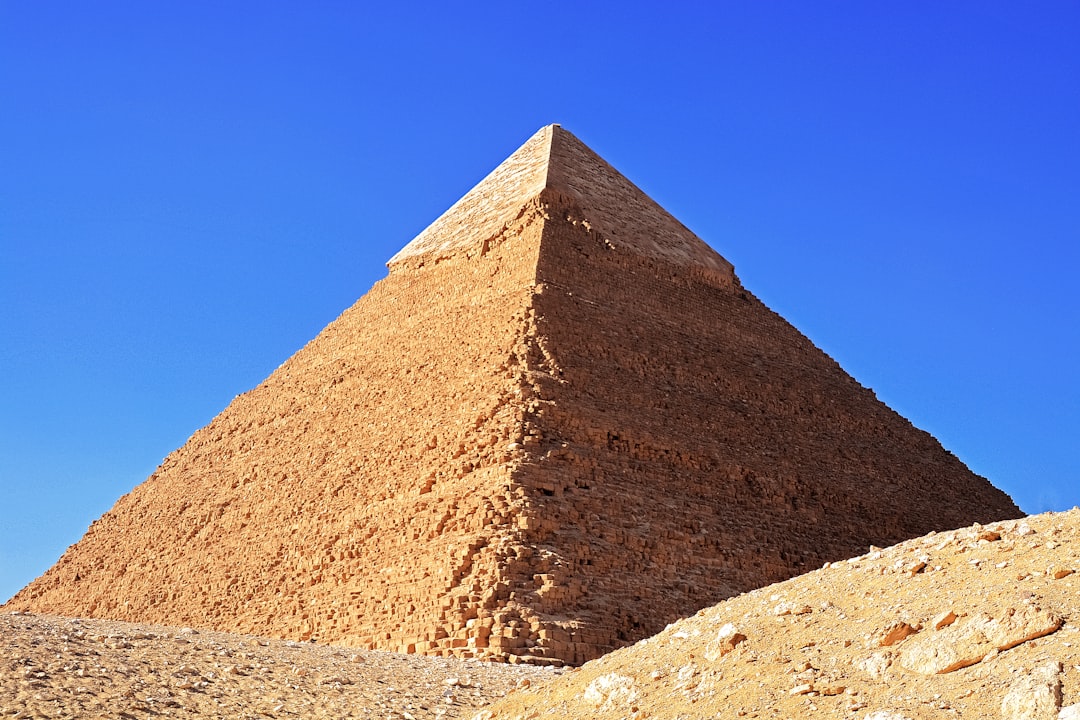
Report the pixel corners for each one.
[477,509,1080,719]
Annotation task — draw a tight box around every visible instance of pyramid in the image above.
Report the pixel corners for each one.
[6,125,1020,665]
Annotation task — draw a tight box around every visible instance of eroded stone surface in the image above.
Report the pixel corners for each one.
[703,623,746,661]
[879,621,920,647]
[899,605,1062,674]
[1000,661,1062,720]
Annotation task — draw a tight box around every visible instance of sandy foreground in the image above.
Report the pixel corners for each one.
[0,613,561,719]
[5,509,1080,719]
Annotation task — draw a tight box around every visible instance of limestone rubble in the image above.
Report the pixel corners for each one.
[0,612,560,718]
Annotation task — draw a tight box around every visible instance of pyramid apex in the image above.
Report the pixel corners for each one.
[388,126,734,278]
[387,126,553,266]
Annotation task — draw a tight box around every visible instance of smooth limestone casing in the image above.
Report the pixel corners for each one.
[6,126,1021,666]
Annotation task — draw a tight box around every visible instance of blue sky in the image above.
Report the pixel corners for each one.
[2,3,1078,603]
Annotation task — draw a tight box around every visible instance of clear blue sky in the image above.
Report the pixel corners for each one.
[2,3,1078,604]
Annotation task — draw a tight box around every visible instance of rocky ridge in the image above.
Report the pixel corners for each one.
[477,509,1080,719]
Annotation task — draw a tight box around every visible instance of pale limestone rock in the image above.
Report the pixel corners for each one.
[863,712,912,720]
[1000,661,1062,720]
[899,606,1062,674]
[772,601,812,616]
[676,664,697,682]
[704,623,746,661]
[1059,704,1080,719]
[582,673,638,711]
[859,652,892,681]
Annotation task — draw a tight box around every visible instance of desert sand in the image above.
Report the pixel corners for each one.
[0,612,558,719]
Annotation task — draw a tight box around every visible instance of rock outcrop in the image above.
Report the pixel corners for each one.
[4,125,1020,665]
[476,511,1080,719]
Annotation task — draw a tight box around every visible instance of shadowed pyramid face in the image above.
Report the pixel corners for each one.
[5,125,1020,666]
